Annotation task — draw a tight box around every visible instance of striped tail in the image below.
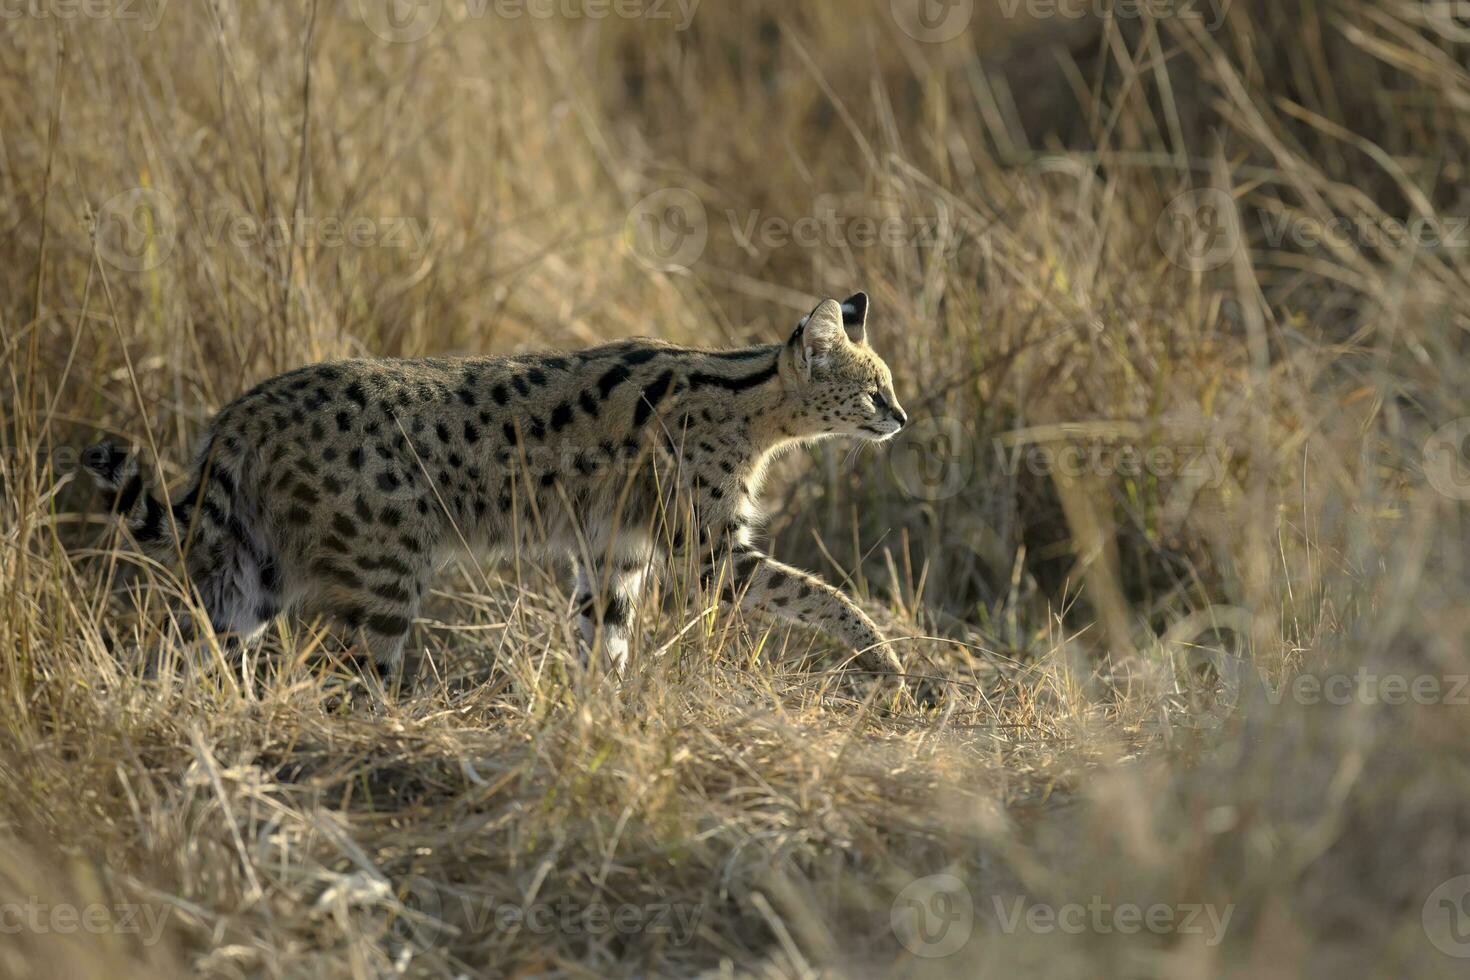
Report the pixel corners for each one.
[82,441,178,557]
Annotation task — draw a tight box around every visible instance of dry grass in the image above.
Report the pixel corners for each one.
[3,0,1470,976]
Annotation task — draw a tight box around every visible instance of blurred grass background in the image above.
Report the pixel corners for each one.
[3,0,1470,976]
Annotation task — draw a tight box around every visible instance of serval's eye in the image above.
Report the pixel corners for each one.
[871,390,887,412]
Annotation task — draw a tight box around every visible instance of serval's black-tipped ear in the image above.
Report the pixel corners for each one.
[790,299,845,381]
[839,292,868,344]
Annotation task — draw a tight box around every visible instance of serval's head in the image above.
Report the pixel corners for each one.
[782,292,908,442]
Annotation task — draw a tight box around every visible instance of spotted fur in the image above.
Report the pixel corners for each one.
[83,293,908,678]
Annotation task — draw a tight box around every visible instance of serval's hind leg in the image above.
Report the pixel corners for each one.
[572,555,649,675]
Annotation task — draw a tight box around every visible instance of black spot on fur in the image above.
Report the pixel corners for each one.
[313,560,363,589]
[550,402,574,432]
[286,505,312,526]
[463,421,480,444]
[371,581,411,603]
[435,422,451,443]
[361,553,413,577]
[597,364,631,398]
[734,554,761,585]
[378,471,401,492]
[344,382,368,408]
[633,370,674,426]
[136,495,167,542]
[111,473,144,514]
[604,595,630,627]
[711,347,776,361]
[491,383,509,405]
[367,613,410,636]
[347,448,365,470]
[622,347,660,365]
[333,513,358,538]
[688,363,779,392]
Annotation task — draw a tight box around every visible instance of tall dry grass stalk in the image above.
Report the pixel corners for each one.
[2,0,1469,976]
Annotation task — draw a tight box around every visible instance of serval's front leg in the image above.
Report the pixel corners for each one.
[696,520,903,676]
